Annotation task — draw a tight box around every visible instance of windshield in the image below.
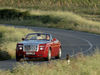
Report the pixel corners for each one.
[25,33,50,40]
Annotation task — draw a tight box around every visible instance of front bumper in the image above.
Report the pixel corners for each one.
[17,50,47,58]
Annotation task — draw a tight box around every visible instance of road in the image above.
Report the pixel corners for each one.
[0,25,100,70]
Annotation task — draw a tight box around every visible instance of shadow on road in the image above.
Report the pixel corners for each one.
[0,50,11,60]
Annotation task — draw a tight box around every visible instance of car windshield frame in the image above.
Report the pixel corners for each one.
[25,33,51,41]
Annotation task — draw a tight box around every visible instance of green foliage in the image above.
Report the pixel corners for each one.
[0,9,100,34]
[0,9,29,20]
[0,9,61,25]
[0,0,100,14]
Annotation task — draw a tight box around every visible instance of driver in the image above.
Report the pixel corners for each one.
[46,35,50,40]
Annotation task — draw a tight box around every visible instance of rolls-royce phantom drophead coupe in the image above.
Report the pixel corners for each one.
[16,33,61,61]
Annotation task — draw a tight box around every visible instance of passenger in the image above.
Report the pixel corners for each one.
[37,36,42,40]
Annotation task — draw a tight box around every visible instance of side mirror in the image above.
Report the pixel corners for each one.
[52,38,57,42]
[22,38,25,41]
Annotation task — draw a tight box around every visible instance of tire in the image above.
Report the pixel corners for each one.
[45,49,51,61]
[16,56,21,61]
[55,48,62,59]
[16,54,23,61]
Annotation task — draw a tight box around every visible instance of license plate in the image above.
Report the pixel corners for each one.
[26,52,35,55]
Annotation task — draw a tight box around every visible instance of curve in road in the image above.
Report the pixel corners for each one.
[0,25,100,70]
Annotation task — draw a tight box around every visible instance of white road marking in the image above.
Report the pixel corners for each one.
[46,31,94,58]
[70,36,93,57]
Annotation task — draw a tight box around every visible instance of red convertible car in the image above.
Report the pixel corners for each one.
[16,33,61,61]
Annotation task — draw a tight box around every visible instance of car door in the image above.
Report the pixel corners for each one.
[53,39,60,56]
[51,42,56,56]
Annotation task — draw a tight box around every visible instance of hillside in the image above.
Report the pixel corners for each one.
[0,0,100,22]
[0,0,100,14]
[0,8,100,34]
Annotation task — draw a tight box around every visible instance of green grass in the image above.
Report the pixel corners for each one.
[0,25,33,60]
[0,0,100,14]
[0,49,100,75]
[0,8,100,34]
[1,0,100,24]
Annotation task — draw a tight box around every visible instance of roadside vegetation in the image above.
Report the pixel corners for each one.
[0,25,33,60]
[0,8,100,34]
[0,49,100,75]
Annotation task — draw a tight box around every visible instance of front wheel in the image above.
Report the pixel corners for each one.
[16,56,21,61]
[55,48,62,59]
[45,49,51,61]
[16,54,23,62]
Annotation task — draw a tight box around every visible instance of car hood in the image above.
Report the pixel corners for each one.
[18,40,50,45]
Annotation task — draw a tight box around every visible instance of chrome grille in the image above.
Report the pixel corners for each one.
[24,45,38,51]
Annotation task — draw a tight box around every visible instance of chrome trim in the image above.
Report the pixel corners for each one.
[23,45,38,52]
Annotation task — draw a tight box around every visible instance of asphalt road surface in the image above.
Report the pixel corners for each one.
[0,25,100,70]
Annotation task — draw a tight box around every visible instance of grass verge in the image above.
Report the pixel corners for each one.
[0,25,33,60]
[0,49,100,75]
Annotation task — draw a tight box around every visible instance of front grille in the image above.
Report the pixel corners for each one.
[24,45,38,52]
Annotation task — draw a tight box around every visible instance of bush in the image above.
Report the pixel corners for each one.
[0,9,29,20]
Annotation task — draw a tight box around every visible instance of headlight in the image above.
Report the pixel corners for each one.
[17,44,23,50]
[39,44,46,50]
[40,47,44,50]
[19,47,23,50]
